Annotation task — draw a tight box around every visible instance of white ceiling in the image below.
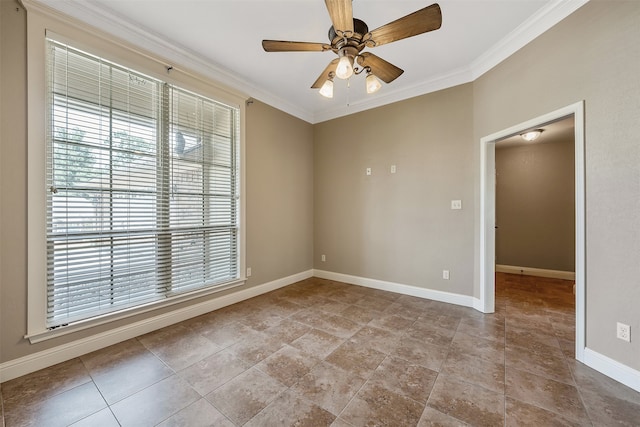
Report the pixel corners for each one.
[32,0,588,123]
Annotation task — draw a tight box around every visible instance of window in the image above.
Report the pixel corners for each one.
[45,39,240,328]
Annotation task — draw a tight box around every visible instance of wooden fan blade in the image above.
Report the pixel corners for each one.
[369,3,442,47]
[262,40,329,52]
[325,0,353,34]
[311,59,339,88]
[356,52,404,83]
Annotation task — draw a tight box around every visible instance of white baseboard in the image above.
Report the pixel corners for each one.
[313,270,640,393]
[4,269,638,396]
[313,269,480,309]
[583,347,640,393]
[0,270,313,383]
[496,264,575,281]
[472,298,488,312]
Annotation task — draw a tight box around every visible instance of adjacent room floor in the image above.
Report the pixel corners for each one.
[2,273,640,426]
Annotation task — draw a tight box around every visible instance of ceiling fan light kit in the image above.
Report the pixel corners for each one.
[365,71,382,94]
[319,74,335,98]
[262,1,442,98]
[336,48,356,79]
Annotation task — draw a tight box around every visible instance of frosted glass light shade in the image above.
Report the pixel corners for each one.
[319,79,334,98]
[335,55,354,79]
[366,73,382,94]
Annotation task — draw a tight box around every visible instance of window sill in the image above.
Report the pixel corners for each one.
[25,278,246,344]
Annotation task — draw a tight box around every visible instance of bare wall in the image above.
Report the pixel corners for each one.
[473,1,640,370]
[314,0,640,373]
[314,84,475,296]
[2,0,639,380]
[0,1,314,364]
[245,100,314,284]
[496,138,575,272]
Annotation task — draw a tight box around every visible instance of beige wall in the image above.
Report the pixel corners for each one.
[316,1,640,371]
[314,84,475,295]
[473,1,640,369]
[245,100,314,284]
[2,0,639,377]
[1,0,29,365]
[0,1,314,363]
[495,138,575,272]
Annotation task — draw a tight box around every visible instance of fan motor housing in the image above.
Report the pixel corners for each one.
[328,18,369,46]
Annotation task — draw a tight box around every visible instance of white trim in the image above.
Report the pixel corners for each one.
[479,101,586,362]
[313,270,479,309]
[496,265,575,281]
[470,0,590,80]
[26,8,49,337]
[22,0,313,123]
[26,279,247,344]
[25,0,588,124]
[0,270,313,383]
[316,0,590,123]
[583,348,640,393]
[479,138,496,314]
[313,66,474,124]
[574,102,586,362]
[25,9,249,341]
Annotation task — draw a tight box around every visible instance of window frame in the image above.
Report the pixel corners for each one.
[26,15,246,343]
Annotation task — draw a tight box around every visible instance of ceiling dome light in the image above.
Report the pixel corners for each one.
[520,129,543,142]
[365,72,382,94]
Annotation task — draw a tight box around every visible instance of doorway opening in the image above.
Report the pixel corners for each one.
[479,101,585,362]
[495,115,575,279]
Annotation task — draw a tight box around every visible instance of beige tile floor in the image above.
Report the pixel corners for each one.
[2,273,640,426]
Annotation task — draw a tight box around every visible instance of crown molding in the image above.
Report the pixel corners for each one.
[314,0,590,123]
[23,0,589,124]
[313,65,474,123]
[469,0,590,80]
[312,0,589,123]
[23,0,316,123]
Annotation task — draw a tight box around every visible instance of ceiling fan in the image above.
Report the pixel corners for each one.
[262,1,442,98]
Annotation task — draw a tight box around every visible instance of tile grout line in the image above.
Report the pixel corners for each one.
[427,313,460,424]
[314,314,384,424]
[8,276,619,426]
[79,336,186,425]
[0,384,5,427]
[501,276,592,425]
[241,314,361,426]
[76,356,115,424]
[552,315,595,427]
[503,299,508,427]
[327,307,424,424]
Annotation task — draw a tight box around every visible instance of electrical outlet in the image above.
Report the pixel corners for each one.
[390,165,397,174]
[366,167,372,176]
[617,322,630,342]
[442,270,450,280]
[321,254,326,262]
[246,267,252,277]
[451,200,462,210]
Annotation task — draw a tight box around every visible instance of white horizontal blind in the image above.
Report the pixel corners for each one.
[167,88,238,295]
[46,39,239,327]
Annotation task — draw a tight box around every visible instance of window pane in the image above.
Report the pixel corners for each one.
[168,87,238,292]
[45,39,240,328]
[47,41,162,324]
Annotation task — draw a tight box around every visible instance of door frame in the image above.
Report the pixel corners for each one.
[478,101,585,362]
